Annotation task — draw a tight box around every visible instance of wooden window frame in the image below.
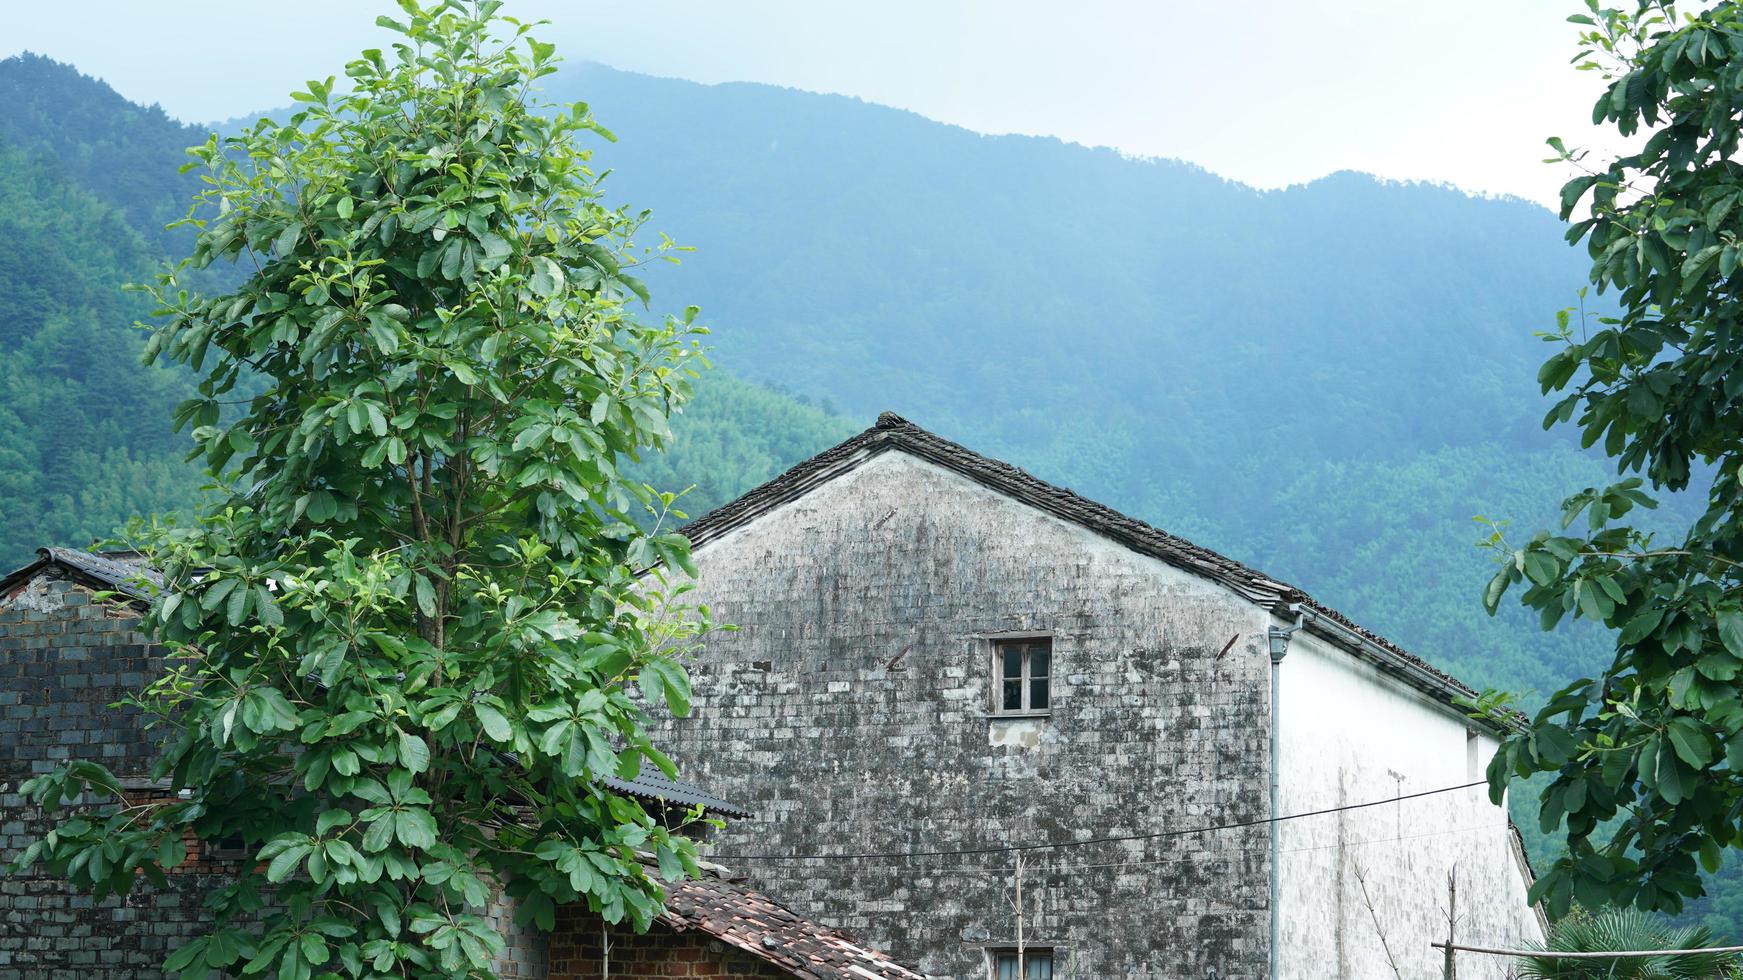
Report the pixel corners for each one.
[990,635,1052,718]
[986,946,1055,980]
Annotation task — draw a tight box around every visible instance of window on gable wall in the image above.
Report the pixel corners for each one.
[991,948,1053,980]
[993,637,1051,714]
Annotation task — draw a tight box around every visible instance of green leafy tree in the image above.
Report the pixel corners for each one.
[12,2,715,977]
[1479,0,1743,918]
[1517,907,1735,979]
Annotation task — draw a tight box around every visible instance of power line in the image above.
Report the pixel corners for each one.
[709,778,1492,863]
[876,822,1512,879]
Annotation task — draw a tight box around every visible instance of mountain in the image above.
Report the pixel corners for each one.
[0,137,201,563]
[543,63,1654,699]
[0,51,1706,917]
[0,54,204,255]
[1,52,1647,695]
[0,54,852,571]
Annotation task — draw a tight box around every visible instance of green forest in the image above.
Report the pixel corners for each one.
[1,51,1729,928]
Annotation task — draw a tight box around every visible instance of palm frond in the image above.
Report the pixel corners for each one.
[1516,908,1736,980]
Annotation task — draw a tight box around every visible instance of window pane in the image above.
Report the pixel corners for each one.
[994,954,1018,980]
[1029,644,1050,677]
[1002,646,1023,680]
[1003,679,1023,711]
[1030,678,1049,710]
[1026,953,1052,980]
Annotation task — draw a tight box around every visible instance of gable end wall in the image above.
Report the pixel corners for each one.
[656,451,1275,979]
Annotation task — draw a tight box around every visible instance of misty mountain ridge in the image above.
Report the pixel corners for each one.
[0,50,1620,696]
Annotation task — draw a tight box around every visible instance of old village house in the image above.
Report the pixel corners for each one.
[645,413,1547,979]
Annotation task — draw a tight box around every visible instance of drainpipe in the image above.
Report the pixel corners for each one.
[1265,612,1304,980]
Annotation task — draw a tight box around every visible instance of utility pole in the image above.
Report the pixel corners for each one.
[1442,867,1458,980]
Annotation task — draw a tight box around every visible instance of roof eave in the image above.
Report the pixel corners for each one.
[680,413,1504,728]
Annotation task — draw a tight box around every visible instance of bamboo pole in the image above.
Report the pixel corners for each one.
[1432,942,1743,959]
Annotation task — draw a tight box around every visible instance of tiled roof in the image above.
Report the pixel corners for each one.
[0,547,160,601]
[603,769,753,819]
[658,863,931,980]
[681,412,1499,724]
[0,547,752,818]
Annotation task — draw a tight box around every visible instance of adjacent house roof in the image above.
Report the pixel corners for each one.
[0,546,160,602]
[0,546,752,819]
[682,412,1501,727]
[655,861,930,980]
[603,769,753,820]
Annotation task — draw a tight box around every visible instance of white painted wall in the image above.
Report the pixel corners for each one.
[1276,623,1545,980]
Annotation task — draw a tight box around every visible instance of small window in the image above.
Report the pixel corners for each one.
[993,637,1051,715]
[991,948,1053,980]
[208,834,250,862]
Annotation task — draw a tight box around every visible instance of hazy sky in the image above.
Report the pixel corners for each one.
[5,1,1612,205]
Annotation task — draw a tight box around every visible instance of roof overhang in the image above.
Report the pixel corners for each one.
[681,412,1514,732]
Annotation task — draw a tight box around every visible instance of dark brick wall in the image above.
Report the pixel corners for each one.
[547,905,790,980]
[655,453,1274,979]
[0,571,215,977]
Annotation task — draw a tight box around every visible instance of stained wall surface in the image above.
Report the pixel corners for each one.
[0,572,215,978]
[655,451,1276,979]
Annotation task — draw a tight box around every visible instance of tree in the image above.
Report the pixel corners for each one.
[1517,907,1735,979]
[1477,0,1743,918]
[11,2,716,977]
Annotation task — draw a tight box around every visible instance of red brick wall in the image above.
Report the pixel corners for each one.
[548,904,793,980]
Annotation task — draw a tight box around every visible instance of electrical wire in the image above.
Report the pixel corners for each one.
[894,821,1513,879]
[708,778,1493,863]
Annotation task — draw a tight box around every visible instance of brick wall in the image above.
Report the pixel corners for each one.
[656,452,1274,979]
[0,570,216,977]
[547,905,790,980]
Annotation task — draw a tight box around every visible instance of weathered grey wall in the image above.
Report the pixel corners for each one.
[656,451,1276,979]
[0,571,212,977]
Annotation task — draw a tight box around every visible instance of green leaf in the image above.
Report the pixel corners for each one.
[474,703,512,742]
[255,585,282,627]
[266,843,310,882]
[1482,565,1513,615]
[164,938,208,973]
[274,222,303,256]
[529,256,564,298]
[361,816,394,853]
[1666,717,1713,768]
[414,575,436,618]
[1719,610,1743,657]
[398,730,430,773]
[395,808,437,849]
[305,491,338,523]
[1534,726,1578,766]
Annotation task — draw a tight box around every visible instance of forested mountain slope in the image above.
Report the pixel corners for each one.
[0,139,200,562]
[548,63,1643,698]
[5,53,1650,707]
[0,55,849,570]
